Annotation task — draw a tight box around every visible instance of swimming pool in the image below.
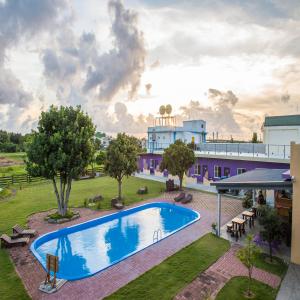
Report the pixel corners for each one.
[31,202,200,280]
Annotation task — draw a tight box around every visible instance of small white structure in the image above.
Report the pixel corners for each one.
[263,115,300,145]
[147,119,207,151]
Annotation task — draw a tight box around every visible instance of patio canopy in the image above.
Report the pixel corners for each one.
[211,168,293,191]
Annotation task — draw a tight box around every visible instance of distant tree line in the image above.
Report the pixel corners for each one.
[0,130,32,152]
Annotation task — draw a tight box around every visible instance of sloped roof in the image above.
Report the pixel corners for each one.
[264,115,300,127]
[211,168,292,190]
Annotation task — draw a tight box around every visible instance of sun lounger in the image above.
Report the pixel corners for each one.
[174,192,185,202]
[182,194,193,204]
[111,198,124,210]
[12,224,37,238]
[0,234,29,248]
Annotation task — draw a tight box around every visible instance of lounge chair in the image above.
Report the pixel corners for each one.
[0,234,29,248]
[174,192,185,202]
[166,179,179,192]
[111,198,124,210]
[137,186,148,195]
[12,224,37,238]
[182,194,193,204]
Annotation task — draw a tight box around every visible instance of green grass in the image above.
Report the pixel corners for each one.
[0,152,26,162]
[0,164,27,176]
[0,176,164,233]
[106,234,230,300]
[0,176,164,300]
[253,253,288,278]
[0,249,30,300]
[216,276,278,300]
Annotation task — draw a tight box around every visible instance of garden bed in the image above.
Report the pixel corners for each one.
[45,210,80,224]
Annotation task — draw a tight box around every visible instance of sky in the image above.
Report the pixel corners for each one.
[1,0,300,139]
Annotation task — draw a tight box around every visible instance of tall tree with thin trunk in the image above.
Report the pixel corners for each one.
[237,234,261,298]
[105,133,140,200]
[259,207,282,262]
[160,140,195,190]
[26,105,96,216]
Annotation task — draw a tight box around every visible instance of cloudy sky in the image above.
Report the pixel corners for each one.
[1,0,300,139]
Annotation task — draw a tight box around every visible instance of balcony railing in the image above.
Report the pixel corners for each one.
[147,142,290,160]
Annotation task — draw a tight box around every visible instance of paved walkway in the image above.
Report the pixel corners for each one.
[276,263,300,300]
[175,244,281,300]
[135,173,218,194]
[9,190,243,300]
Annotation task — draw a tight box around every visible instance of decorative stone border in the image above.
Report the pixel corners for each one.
[45,211,80,224]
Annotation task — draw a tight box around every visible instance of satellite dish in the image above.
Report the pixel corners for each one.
[165,104,172,115]
[159,105,166,115]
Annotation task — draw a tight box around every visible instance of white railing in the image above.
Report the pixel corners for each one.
[147,141,290,160]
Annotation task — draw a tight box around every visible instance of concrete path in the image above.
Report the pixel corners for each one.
[135,173,218,194]
[175,244,281,300]
[276,263,300,300]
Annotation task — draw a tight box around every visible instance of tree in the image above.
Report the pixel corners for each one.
[237,235,261,298]
[251,132,258,143]
[26,105,96,216]
[160,140,195,190]
[95,151,106,166]
[259,207,282,262]
[105,133,139,200]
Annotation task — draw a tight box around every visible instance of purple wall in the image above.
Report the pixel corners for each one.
[139,153,289,183]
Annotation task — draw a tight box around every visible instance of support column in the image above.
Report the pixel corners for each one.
[252,189,256,206]
[217,193,221,237]
[291,142,300,264]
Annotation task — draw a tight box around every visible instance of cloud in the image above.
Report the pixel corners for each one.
[82,0,146,101]
[145,83,152,95]
[281,93,290,103]
[0,0,67,130]
[180,89,242,136]
[95,102,154,135]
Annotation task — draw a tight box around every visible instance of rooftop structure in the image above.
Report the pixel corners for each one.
[148,117,207,151]
[263,114,300,145]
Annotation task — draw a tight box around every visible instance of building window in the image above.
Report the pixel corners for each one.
[150,159,155,168]
[237,168,246,175]
[194,164,201,175]
[214,165,221,178]
[202,165,208,176]
[224,167,230,177]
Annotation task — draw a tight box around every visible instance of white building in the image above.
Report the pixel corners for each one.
[263,115,300,145]
[147,119,207,151]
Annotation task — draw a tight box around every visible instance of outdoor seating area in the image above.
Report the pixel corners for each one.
[173,192,193,204]
[166,179,179,192]
[111,198,124,209]
[226,209,255,241]
[0,234,29,248]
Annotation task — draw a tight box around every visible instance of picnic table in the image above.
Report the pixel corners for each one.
[242,210,255,228]
[231,217,246,241]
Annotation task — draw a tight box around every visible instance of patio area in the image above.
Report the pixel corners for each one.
[8,190,244,300]
[220,211,291,263]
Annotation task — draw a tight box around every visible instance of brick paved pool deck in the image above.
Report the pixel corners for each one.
[175,244,281,300]
[9,190,244,300]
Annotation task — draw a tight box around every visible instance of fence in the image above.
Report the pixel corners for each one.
[0,166,103,188]
[147,141,291,160]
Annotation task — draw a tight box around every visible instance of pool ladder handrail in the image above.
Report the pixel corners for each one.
[153,228,162,242]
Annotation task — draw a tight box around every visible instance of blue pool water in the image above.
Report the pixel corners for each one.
[31,202,200,280]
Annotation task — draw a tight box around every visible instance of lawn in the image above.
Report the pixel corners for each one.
[0,152,26,162]
[216,276,278,300]
[0,176,165,300]
[253,253,288,278]
[106,234,230,300]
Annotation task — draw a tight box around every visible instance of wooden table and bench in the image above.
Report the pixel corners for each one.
[242,210,255,228]
[231,217,246,241]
